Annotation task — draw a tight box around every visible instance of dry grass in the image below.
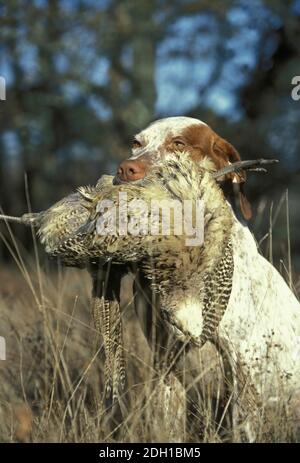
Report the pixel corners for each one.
[0,192,299,443]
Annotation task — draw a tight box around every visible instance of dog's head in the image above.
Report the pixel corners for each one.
[114,117,252,220]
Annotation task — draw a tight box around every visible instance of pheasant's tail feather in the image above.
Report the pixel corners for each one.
[201,239,234,344]
[116,344,126,392]
[92,295,125,404]
[110,299,126,402]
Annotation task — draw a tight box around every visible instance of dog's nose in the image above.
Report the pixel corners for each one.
[117,159,146,182]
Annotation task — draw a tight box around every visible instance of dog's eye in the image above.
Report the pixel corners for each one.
[173,139,186,148]
[132,139,142,149]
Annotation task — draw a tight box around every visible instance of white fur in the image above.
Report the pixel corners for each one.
[219,218,300,402]
[130,117,207,160]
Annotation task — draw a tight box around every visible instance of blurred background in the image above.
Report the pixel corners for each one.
[0,0,299,273]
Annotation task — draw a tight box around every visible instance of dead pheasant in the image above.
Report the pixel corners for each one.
[38,156,277,347]
[46,155,233,347]
[0,157,277,411]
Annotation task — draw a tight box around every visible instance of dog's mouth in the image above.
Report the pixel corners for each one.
[112,175,126,186]
[112,175,144,186]
[112,174,155,187]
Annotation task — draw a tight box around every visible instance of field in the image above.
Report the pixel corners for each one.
[0,215,299,443]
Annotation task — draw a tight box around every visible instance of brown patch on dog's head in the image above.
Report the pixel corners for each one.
[178,124,252,220]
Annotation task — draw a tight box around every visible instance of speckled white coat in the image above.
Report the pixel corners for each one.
[219,218,300,403]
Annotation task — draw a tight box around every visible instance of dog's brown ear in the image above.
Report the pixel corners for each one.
[236,183,252,221]
[212,137,252,220]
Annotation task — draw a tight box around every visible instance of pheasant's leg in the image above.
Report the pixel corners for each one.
[90,262,126,405]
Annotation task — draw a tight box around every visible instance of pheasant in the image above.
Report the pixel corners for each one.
[0,157,277,412]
